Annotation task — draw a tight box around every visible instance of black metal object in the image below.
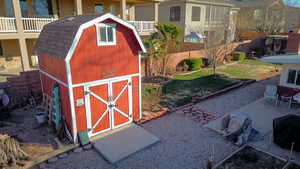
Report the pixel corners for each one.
[273,115,300,152]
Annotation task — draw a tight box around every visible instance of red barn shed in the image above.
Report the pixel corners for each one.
[34,13,146,143]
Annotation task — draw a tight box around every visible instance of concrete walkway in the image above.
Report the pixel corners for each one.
[93,124,160,164]
[206,98,298,136]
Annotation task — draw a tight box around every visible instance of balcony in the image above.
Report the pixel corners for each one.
[128,21,156,35]
[0,17,58,33]
[0,17,155,35]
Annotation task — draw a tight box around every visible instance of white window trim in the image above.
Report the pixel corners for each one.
[286,69,300,86]
[95,23,116,46]
[191,6,201,22]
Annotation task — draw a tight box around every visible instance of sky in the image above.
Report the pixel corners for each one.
[283,0,300,8]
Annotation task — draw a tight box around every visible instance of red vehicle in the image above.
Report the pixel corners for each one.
[34,13,146,143]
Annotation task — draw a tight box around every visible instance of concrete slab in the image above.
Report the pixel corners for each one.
[93,123,160,164]
[205,98,298,136]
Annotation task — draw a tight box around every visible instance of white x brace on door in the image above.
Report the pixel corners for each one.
[84,78,133,137]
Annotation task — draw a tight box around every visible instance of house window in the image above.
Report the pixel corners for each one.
[96,23,116,46]
[170,6,181,21]
[287,69,300,86]
[192,6,201,21]
[95,4,104,14]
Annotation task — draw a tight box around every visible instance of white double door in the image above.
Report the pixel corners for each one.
[85,78,133,137]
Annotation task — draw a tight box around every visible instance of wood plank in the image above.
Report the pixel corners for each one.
[21,143,79,169]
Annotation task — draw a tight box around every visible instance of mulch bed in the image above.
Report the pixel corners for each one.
[139,108,169,124]
[176,105,219,125]
[216,146,286,169]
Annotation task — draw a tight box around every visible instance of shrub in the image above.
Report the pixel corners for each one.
[185,58,202,71]
[202,58,210,67]
[232,52,246,61]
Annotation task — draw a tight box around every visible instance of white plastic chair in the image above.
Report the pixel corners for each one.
[264,85,278,106]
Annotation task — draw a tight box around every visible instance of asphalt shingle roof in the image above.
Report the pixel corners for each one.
[34,15,101,59]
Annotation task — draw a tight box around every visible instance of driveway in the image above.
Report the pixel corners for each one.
[38,113,237,169]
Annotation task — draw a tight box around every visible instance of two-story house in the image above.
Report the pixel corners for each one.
[135,0,239,43]
[230,0,300,35]
[0,0,159,71]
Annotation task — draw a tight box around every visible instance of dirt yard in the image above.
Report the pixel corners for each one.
[0,106,59,167]
[217,146,286,169]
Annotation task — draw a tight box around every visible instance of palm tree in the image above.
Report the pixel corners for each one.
[154,23,182,76]
[143,33,164,77]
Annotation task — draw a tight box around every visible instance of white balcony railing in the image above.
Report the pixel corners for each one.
[0,17,17,33]
[0,17,57,33]
[22,18,57,32]
[0,17,155,34]
[128,21,156,34]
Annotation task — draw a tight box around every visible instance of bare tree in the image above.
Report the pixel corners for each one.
[236,6,285,35]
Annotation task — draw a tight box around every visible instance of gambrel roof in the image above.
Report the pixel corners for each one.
[34,13,146,60]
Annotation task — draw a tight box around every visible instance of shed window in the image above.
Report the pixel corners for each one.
[192,6,201,21]
[96,23,116,46]
[170,6,181,21]
[287,69,300,86]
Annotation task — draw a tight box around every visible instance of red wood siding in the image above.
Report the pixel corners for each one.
[70,19,141,84]
[132,76,141,121]
[38,55,67,83]
[40,74,73,136]
[73,86,87,133]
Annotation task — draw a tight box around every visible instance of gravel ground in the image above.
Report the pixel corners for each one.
[36,76,280,169]
[37,113,238,169]
[194,75,280,116]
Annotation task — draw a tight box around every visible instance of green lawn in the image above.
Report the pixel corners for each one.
[217,59,279,79]
[142,59,280,110]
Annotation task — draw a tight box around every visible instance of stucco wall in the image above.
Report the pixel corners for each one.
[0,39,37,67]
[185,2,207,34]
[135,1,187,34]
[1,40,21,58]
[57,0,133,18]
[135,4,155,21]
[0,0,5,17]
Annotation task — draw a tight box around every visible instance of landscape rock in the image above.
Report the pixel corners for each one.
[83,143,93,150]
[47,157,58,163]
[38,163,47,169]
[73,147,83,153]
[58,153,68,159]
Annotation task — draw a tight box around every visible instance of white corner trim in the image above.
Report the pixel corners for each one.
[65,60,78,143]
[95,23,117,46]
[65,13,147,63]
[39,69,68,87]
[138,51,142,120]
